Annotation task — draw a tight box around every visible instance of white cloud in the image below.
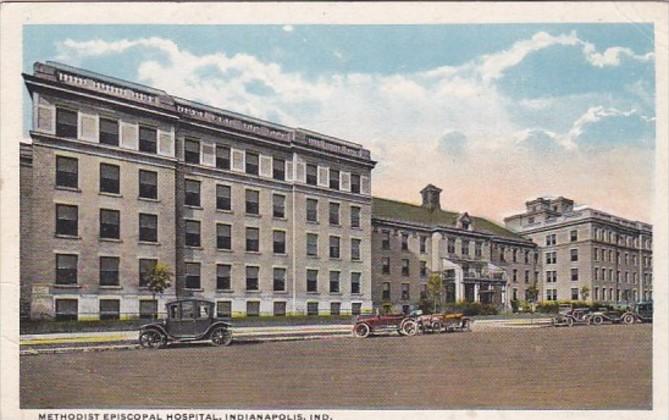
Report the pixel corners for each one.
[282,25,294,33]
[582,44,654,67]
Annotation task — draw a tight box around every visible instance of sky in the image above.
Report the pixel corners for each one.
[22,24,656,224]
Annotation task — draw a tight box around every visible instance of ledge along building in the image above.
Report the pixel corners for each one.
[504,197,653,304]
[21,61,375,320]
[371,185,540,313]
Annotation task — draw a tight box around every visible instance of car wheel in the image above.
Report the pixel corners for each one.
[592,315,604,326]
[211,327,233,346]
[402,319,418,336]
[139,330,166,349]
[623,314,636,325]
[431,320,443,333]
[462,319,472,332]
[353,323,370,338]
[566,317,574,327]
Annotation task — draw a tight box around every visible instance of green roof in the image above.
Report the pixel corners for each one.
[372,197,528,242]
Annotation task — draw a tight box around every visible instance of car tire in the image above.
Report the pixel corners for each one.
[431,320,443,333]
[211,327,233,346]
[592,315,604,326]
[566,317,575,327]
[623,314,636,325]
[139,330,166,349]
[462,319,472,332]
[401,319,418,336]
[353,323,371,338]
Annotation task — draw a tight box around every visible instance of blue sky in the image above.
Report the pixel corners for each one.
[22,24,656,221]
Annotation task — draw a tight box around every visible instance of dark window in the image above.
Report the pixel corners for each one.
[100,209,120,239]
[185,263,201,289]
[570,230,578,242]
[307,269,318,292]
[351,206,361,228]
[246,227,259,252]
[185,220,201,247]
[420,261,427,277]
[462,240,470,256]
[350,174,361,194]
[216,264,231,290]
[138,170,158,199]
[571,249,579,262]
[245,152,259,175]
[352,303,362,315]
[99,299,120,320]
[351,238,361,261]
[139,259,157,287]
[401,259,410,276]
[100,164,120,194]
[329,169,340,190]
[138,126,157,153]
[329,236,340,259]
[382,282,391,300]
[99,256,119,286]
[382,231,390,250]
[246,301,260,317]
[273,301,286,316]
[307,302,319,316]
[330,302,341,316]
[184,139,200,164]
[56,156,78,188]
[55,299,78,321]
[56,254,77,285]
[246,266,259,290]
[329,271,340,293]
[272,194,285,218]
[139,300,157,319]
[420,236,428,254]
[571,288,579,300]
[382,257,390,274]
[306,233,318,257]
[401,233,409,251]
[273,230,286,254]
[306,198,318,222]
[245,190,259,215]
[401,284,410,300]
[217,301,232,317]
[306,164,318,185]
[273,158,285,180]
[216,185,231,211]
[185,179,201,207]
[56,204,78,236]
[99,118,119,146]
[351,273,361,294]
[139,213,158,242]
[56,108,77,138]
[571,268,579,281]
[217,224,232,250]
[216,146,230,170]
[273,268,286,291]
[329,202,340,225]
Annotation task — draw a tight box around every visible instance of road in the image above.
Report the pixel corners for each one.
[21,324,651,409]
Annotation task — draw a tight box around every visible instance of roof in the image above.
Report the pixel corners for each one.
[372,197,529,242]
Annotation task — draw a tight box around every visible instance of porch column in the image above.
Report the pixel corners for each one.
[501,285,506,309]
[474,283,480,303]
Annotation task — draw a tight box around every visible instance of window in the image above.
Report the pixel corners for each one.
[546,271,557,283]
[306,233,318,257]
[401,259,410,276]
[272,158,285,181]
[245,190,259,215]
[401,283,410,300]
[307,302,319,316]
[420,284,428,299]
[524,270,530,284]
[351,273,361,294]
[139,170,158,199]
[351,303,362,315]
[401,233,409,251]
[56,254,77,285]
[246,266,259,290]
[329,202,340,225]
[56,108,77,138]
[594,267,599,281]
[351,238,361,261]
[185,263,201,289]
[306,164,318,185]
[512,249,517,262]
[462,240,470,256]
[273,230,286,254]
[272,194,285,218]
[570,230,578,242]
[512,269,518,283]
[99,299,120,320]
[524,250,530,264]
[546,289,557,301]
[420,261,427,278]
[382,257,390,274]
[593,247,599,262]
[216,185,231,211]
[139,259,157,287]
[216,224,231,250]
[382,282,391,300]
[216,264,231,290]
[216,145,230,170]
[245,152,259,175]
[381,231,391,250]
[99,118,119,146]
[99,209,120,239]
[475,242,482,258]
[99,163,121,194]
[329,169,340,190]
[307,270,318,292]
[139,213,158,242]
[545,251,556,264]
[138,126,157,153]
[420,236,428,254]
[571,268,579,281]
[246,227,259,252]
[184,139,200,164]
[217,301,232,318]
[99,256,119,286]
[185,179,201,207]
[273,301,286,316]
[246,301,260,317]
[330,302,341,316]
[56,156,78,188]
[273,268,286,291]
[447,238,456,254]
[55,299,78,321]
[570,248,578,262]
[185,220,201,247]
[350,206,361,228]
[350,174,361,194]
[571,288,579,300]
[545,234,556,246]
[330,271,340,293]
[329,236,341,259]
[306,198,318,222]
[136,300,158,319]
[512,288,518,301]
[56,204,78,236]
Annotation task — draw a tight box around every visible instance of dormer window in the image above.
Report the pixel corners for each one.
[457,213,472,231]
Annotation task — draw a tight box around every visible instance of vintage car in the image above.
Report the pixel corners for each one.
[621,301,653,324]
[352,313,418,338]
[411,310,473,334]
[551,304,590,327]
[139,298,233,348]
[587,307,623,325]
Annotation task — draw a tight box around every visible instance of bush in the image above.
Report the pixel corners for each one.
[444,302,498,316]
[510,299,519,313]
[536,302,559,313]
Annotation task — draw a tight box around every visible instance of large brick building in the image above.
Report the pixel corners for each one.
[21,61,375,320]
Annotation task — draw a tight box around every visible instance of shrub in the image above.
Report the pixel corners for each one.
[444,302,498,316]
[536,302,559,313]
[510,299,519,313]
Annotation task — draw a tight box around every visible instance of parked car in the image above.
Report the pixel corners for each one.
[352,313,418,338]
[621,301,653,324]
[587,307,623,325]
[410,310,473,334]
[139,299,233,348]
[551,304,590,327]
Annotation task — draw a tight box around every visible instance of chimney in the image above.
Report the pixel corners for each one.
[420,184,442,211]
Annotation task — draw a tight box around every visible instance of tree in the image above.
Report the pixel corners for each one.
[146,262,173,319]
[526,283,539,303]
[580,286,590,302]
[426,273,444,313]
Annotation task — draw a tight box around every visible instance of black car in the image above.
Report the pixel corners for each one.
[139,299,233,348]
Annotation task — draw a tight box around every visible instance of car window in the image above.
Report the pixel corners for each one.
[181,301,195,319]
[199,303,210,319]
[169,304,179,319]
